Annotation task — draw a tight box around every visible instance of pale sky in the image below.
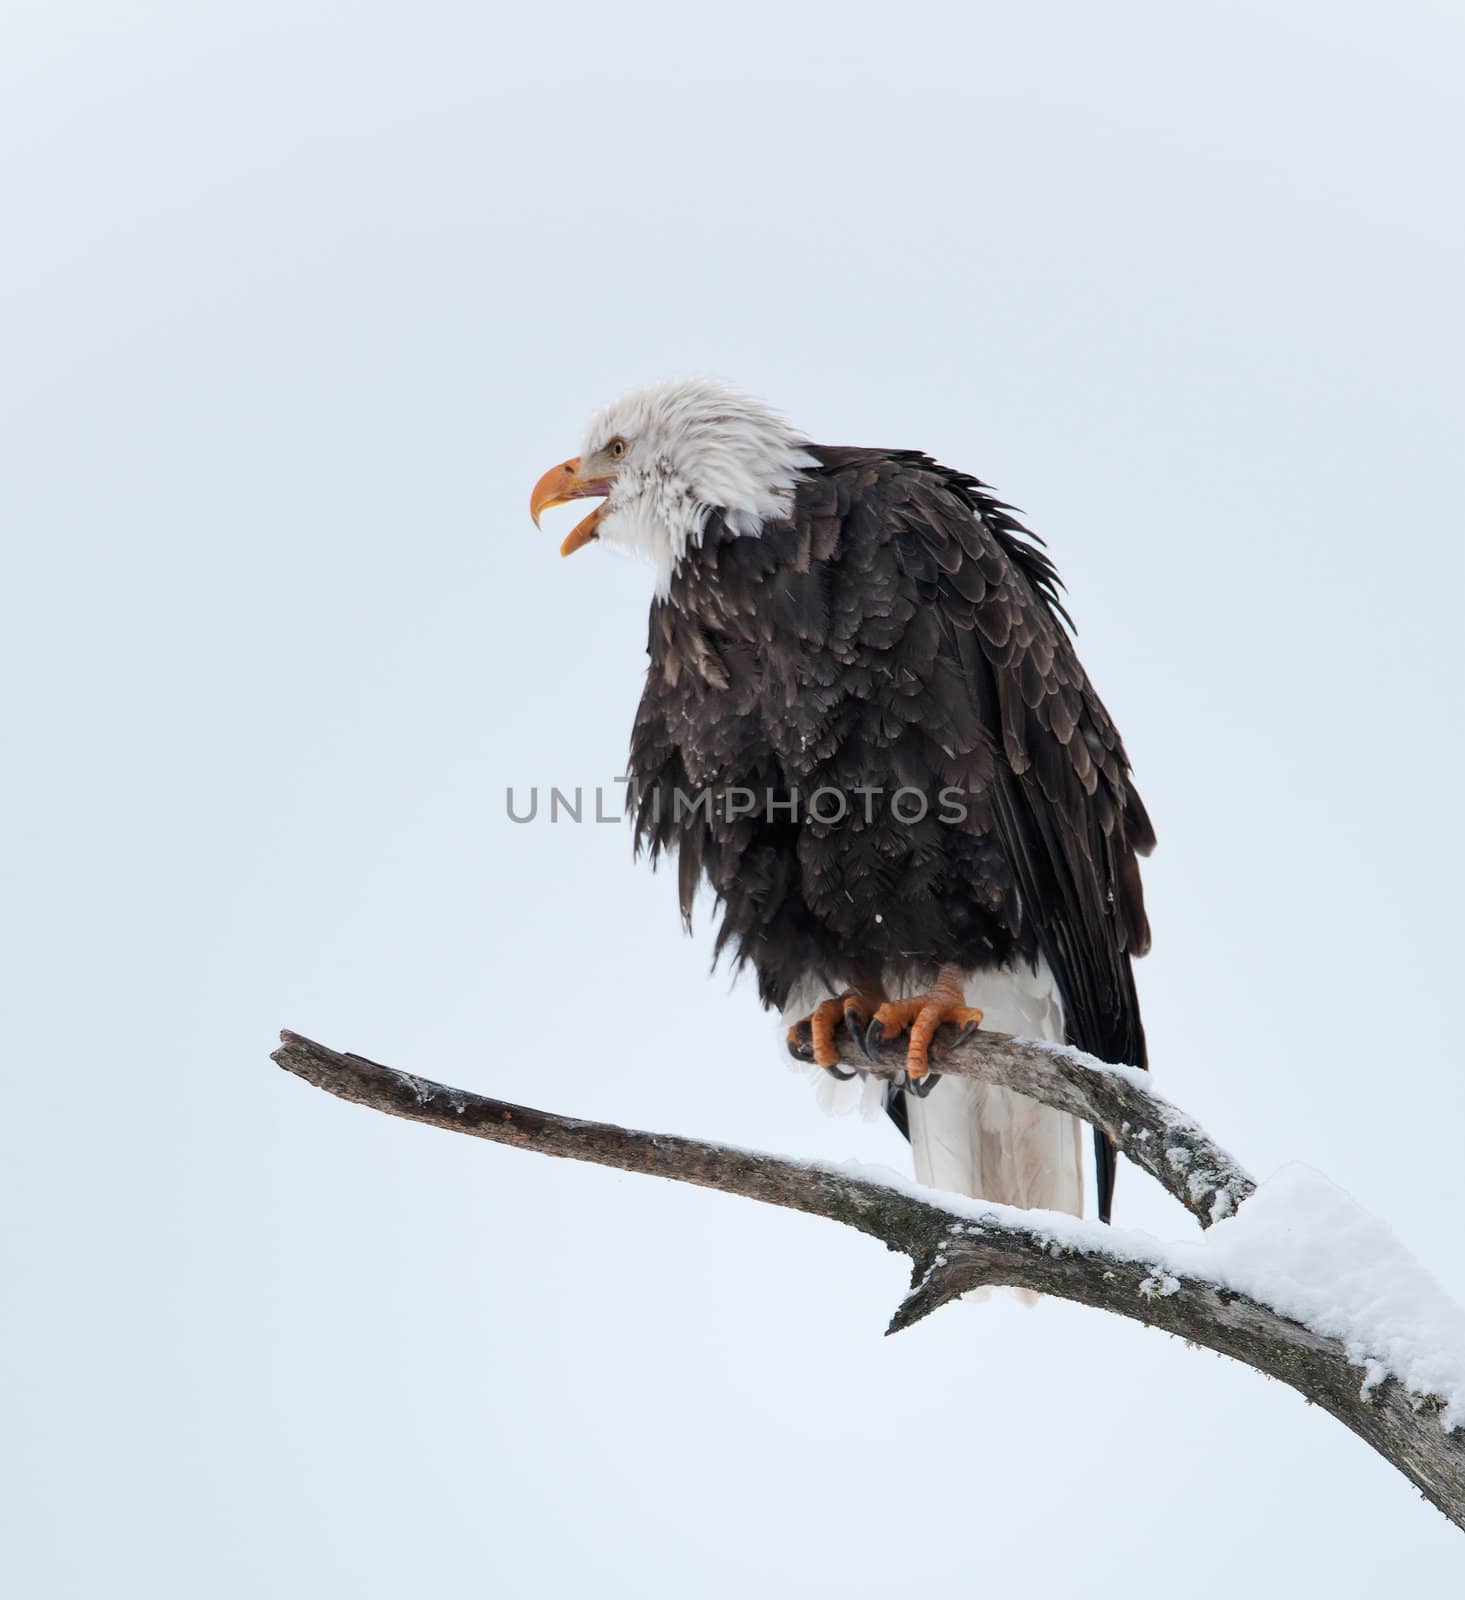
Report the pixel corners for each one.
[5,1,1464,1592]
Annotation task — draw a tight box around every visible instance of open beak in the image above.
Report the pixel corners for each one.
[529,457,615,557]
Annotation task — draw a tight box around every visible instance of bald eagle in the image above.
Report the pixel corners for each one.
[531,380,1153,1222]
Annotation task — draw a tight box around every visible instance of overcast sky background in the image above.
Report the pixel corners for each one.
[5,1,1464,1592]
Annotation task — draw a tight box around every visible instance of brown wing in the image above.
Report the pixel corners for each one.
[881,453,1154,1219]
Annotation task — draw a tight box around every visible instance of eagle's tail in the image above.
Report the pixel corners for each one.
[897,959,1085,1221]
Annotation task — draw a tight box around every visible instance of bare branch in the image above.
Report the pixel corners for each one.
[789,1020,1252,1227]
[272,1029,1465,1530]
[272,1031,947,1256]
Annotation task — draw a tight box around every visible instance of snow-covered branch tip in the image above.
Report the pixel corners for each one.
[788,1019,1252,1227]
[272,1029,1465,1531]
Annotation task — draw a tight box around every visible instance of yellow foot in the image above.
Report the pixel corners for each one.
[866,978,983,1093]
[786,988,882,1078]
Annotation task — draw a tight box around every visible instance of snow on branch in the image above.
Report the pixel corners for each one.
[272,1029,1465,1530]
[788,1019,1253,1227]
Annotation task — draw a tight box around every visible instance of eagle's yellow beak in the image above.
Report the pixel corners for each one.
[529,457,615,557]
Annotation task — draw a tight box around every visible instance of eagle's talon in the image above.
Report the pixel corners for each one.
[866,982,983,1085]
[784,1021,813,1063]
[845,1003,873,1055]
[789,988,883,1076]
[910,1069,942,1098]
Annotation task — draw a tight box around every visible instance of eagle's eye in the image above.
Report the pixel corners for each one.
[608,437,627,460]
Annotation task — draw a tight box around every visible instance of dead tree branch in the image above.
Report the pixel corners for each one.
[272,1028,1465,1530]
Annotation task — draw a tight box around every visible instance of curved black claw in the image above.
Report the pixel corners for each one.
[823,1062,858,1082]
[863,1019,889,1062]
[842,1006,870,1059]
[955,1021,981,1045]
[908,1070,942,1099]
[856,1021,883,1064]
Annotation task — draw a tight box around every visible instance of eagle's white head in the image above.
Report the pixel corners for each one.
[530,379,817,595]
